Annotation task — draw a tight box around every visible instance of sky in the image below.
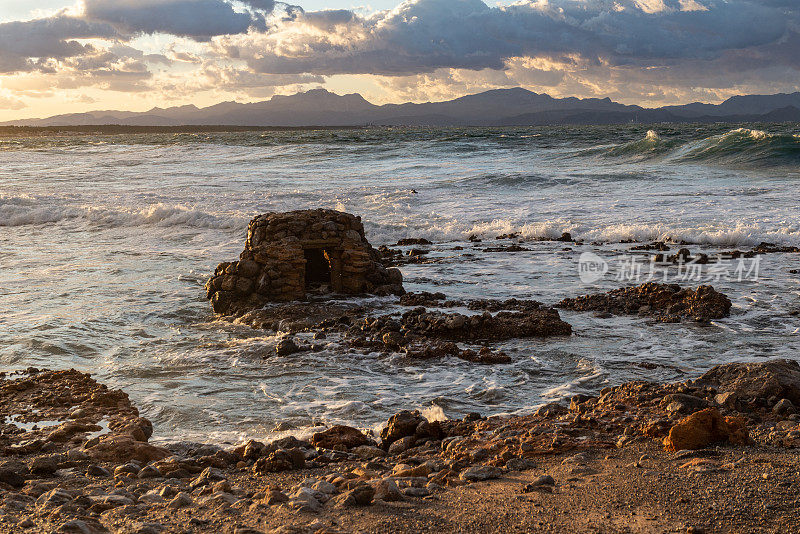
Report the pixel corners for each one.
[0,0,798,121]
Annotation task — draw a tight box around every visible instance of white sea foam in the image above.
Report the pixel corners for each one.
[0,197,247,230]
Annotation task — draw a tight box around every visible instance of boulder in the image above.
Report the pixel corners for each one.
[311,425,371,450]
[85,435,170,464]
[380,411,425,448]
[700,359,800,406]
[663,408,749,452]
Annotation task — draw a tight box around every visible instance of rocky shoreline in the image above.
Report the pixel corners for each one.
[2,360,800,533]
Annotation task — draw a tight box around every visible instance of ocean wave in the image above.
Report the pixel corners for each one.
[601,127,800,166]
[674,128,800,166]
[363,216,800,248]
[0,197,247,229]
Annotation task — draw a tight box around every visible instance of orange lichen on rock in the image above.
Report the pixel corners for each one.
[663,408,749,451]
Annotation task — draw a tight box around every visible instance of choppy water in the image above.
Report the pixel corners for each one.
[2,124,799,444]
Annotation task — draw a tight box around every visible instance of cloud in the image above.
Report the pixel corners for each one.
[0,95,26,110]
[228,0,794,76]
[83,0,259,40]
[0,16,117,73]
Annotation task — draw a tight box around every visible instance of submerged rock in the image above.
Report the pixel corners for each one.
[558,282,731,322]
[205,209,404,315]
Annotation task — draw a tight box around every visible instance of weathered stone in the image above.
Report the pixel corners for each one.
[700,359,800,406]
[206,209,405,314]
[380,411,425,447]
[373,478,403,502]
[459,465,503,482]
[166,492,193,509]
[559,283,732,322]
[311,425,371,450]
[663,408,749,451]
[333,483,374,507]
[276,337,301,356]
[85,435,170,464]
[0,468,25,488]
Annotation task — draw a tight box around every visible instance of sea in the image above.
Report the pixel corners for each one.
[1,123,799,445]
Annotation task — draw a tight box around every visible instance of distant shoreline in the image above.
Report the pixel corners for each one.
[0,121,796,138]
[0,125,370,137]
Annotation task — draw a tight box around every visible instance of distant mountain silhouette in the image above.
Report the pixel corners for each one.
[4,88,800,127]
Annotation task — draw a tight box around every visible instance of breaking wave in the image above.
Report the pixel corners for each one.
[602,127,800,167]
[0,196,246,229]
[675,128,800,166]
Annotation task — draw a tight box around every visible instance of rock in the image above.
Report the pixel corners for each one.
[85,435,170,464]
[288,488,323,513]
[311,425,371,450]
[662,393,708,414]
[381,411,425,447]
[395,238,432,246]
[205,209,405,315]
[388,435,415,454]
[352,445,387,459]
[505,458,536,471]
[46,421,102,442]
[459,465,503,482]
[773,398,796,416]
[663,408,750,451]
[133,523,164,534]
[373,478,403,502]
[190,467,225,489]
[530,474,556,486]
[138,465,162,478]
[265,490,289,505]
[56,519,104,534]
[36,488,73,509]
[559,283,732,322]
[114,463,140,476]
[166,492,193,509]
[252,449,305,474]
[0,468,25,488]
[403,487,430,498]
[701,359,800,406]
[276,337,301,356]
[86,465,111,477]
[29,455,58,476]
[334,483,374,507]
[535,403,568,418]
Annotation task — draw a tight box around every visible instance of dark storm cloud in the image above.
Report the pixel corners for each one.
[240,0,796,76]
[0,16,117,73]
[83,0,259,40]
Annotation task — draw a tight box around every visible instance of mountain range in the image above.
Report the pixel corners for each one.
[5,88,800,127]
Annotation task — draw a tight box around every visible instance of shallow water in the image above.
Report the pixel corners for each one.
[1,124,799,444]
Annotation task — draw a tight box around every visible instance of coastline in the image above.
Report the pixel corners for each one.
[2,360,799,534]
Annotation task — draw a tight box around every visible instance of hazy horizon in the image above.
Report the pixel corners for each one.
[1,0,799,122]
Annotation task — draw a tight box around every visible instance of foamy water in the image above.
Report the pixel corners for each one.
[1,124,799,444]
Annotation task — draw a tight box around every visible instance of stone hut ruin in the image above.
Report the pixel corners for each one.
[205,209,404,314]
